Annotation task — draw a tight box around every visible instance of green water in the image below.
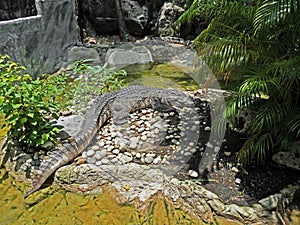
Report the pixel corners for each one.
[123,63,241,92]
[124,63,201,90]
[0,166,212,225]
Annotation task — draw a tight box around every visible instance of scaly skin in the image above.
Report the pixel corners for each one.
[24,85,192,197]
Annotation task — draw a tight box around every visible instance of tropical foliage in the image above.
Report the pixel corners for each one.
[0,55,66,150]
[179,0,300,166]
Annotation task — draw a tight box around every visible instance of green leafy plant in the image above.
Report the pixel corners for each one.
[0,55,68,151]
[70,59,127,111]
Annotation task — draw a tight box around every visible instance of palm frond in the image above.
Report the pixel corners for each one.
[211,114,228,137]
[197,31,258,71]
[239,71,281,97]
[254,0,300,33]
[268,56,300,87]
[249,101,291,134]
[225,93,254,123]
[288,111,300,137]
[176,0,200,24]
[238,132,274,166]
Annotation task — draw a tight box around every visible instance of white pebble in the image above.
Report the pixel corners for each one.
[235,178,241,185]
[100,159,110,164]
[135,152,142,159]
[231,167,239,173]
[224,151,231,157]
[86,150,95,157]
[98,141,105,147]
[188,170,199,178]
[95,161,102,166]
[140,115,147,120]
[214,146,220,152]
[107,146,114,151]
[144,156,154,164]
[137,127,145,133]
[153,157,162,164]
[91,145,100,151]
[112,149,120,154]
[141,135,147,141]
[204,126,211,131]
[94,151,106,160]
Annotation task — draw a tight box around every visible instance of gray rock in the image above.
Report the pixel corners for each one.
[188,170,198,178]
[129,137,139,149]
[40,140,55,151]
[259,193,283,210]
[56,115,83,138]
[118,153,133,164]
[144,155,154,164]
[106,45,153,69]
[86,150,95,157]
[64,46,101,68]
[33,152,39,160]
[100,158,110,165]
[94,151,106,160]
[272,140,300,171]
[86,158,96,164]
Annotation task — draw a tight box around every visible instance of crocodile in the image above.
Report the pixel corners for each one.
[24,85,195,197]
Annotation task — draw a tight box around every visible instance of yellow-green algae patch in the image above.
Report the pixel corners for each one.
[0,167,208,225]
[124,63,200,91]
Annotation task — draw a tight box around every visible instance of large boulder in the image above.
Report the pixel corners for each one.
[156,2,184,37]
[122,0,149,35]
[272,140,300,171]
[106,45,153,69]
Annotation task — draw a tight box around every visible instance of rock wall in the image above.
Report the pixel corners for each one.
[0,0,79,76]
[81,0,189,36]
[0,0,37,21]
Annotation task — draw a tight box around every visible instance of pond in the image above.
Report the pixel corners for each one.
[124,63,200,90]
[123,63,240,92]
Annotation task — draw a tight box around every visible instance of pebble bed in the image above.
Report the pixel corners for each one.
[74,92,213,178]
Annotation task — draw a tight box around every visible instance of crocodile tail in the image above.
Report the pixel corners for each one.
[24,141,79,198]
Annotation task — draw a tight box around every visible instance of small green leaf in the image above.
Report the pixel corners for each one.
[27,113,34,118]
[21,117,28,124]
[12,104,22,109]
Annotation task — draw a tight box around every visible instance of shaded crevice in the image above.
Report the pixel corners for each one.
[0,0,37,21]
[76,0,84,42]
